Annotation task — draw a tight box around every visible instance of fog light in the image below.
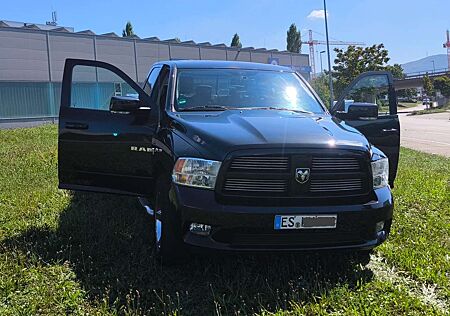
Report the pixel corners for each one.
[377,230,387,243]
[375,221,385,232]
[189,223,211,236]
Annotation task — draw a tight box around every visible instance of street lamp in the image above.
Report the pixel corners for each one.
[323,0,334,107]
[431,60,435,73]
[320,50,326,73]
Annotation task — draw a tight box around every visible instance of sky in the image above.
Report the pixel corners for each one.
[2,0,449,67]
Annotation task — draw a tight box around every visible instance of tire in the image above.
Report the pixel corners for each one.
[353,250,372,266]
[153,176,186,265]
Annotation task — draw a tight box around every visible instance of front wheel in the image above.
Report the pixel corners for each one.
[153,176,186,264]
[352,250,372,266]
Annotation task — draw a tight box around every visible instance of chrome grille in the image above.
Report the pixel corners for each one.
[224,178,288,192]
[229,156,289,171]
[310,179,363,192]
[312,157,360,171]
[221,154,369,198]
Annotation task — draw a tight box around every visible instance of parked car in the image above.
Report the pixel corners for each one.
[58,60,399,264]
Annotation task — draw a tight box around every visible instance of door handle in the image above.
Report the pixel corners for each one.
[382,128,398,133]
[65,122,89,130]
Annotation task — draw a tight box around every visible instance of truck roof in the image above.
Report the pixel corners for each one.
[154,60,294,72]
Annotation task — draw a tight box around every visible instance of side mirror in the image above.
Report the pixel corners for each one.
[346,102,378,119]
[110,96,146,112]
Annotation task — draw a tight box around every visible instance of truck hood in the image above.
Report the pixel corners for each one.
[170,110,371,159]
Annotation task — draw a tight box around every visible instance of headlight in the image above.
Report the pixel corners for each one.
[371,158,389,189]
[172,158,221,189]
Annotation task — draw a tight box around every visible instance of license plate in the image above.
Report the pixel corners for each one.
[274,215,337,230]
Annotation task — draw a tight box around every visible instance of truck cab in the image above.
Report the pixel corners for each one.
[58,59,399,263]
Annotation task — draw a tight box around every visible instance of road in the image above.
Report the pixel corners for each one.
[399,111,450,157]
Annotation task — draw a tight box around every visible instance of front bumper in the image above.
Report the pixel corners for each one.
[171,185,394,252]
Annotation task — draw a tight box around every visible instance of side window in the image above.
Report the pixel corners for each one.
[143,67,162,95]
[70,65,139,111]
[151,66,170,109]
[343,74,391,116]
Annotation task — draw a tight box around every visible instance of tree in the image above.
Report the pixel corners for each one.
[433,76,450,97]
[397,87,417,99]
[332,44,390,96]
[230,33,242,48]
[423,74,434,97]
[286,23,301,53]
[311,73,331,107]
[385,63,404,80]
[122,21,135,37]
[385,64,416,98]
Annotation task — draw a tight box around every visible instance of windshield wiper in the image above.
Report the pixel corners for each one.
[246,106,314,114]
[179,105,229,112]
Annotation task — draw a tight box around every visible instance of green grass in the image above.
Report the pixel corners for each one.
[1,125,449,315]
[398,101,421,109]
[408,103,450,116]
[378,148,450,299]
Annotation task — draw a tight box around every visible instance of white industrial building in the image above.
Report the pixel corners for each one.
[0,20,311,120]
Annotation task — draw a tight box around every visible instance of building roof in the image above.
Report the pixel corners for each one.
[0,20,307,56]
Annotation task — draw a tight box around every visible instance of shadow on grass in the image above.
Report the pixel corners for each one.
[2,192,374,314]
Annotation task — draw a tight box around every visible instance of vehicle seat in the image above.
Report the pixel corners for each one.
[191,85,212,106]
[179,76,195,97]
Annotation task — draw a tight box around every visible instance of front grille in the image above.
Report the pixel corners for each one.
[310,178,363,192]
[219,153,370,201]
[224,178,288,192]
[229,156,289,171]
[312,157,360,171]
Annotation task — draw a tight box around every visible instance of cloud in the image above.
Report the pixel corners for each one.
[307,10,328,20]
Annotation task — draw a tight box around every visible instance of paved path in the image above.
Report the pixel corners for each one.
[399,111,450,157]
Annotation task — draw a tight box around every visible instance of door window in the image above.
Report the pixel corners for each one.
[143,67,162,95]
[342,74,391,116]
[70,65,140,111]
[150,66,170,109]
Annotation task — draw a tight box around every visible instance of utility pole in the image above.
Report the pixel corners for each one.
[323,0,334,107]
[431,60,435,73]
[309,30,316,79]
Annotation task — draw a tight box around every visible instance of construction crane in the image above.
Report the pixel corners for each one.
[443,30,450,71]
[303,30,365,78]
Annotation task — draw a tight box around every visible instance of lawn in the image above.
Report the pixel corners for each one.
[408,107,450,116]
[0,124,449,315]
[407,101,450,116]
[398,101,421,109]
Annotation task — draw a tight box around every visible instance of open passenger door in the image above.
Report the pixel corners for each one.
[58,59,163,196]
[330,71,400,186]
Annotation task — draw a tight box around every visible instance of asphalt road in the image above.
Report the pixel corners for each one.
[399,111,450,157]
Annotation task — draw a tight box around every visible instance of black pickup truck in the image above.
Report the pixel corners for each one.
[58,59,399,263]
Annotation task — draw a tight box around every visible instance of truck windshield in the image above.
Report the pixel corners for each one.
[175,69,325,113]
